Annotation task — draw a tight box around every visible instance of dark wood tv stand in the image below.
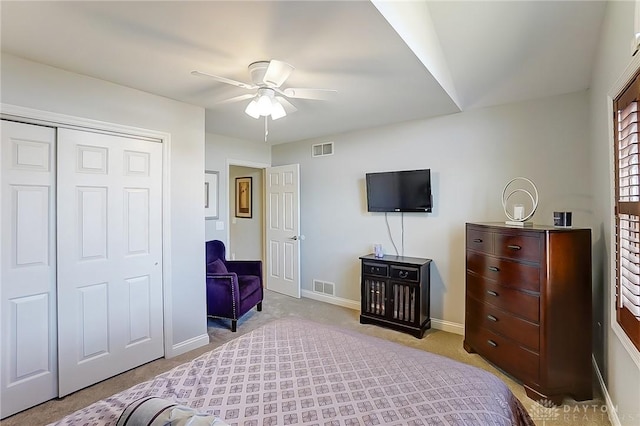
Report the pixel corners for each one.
[359,254,431,338]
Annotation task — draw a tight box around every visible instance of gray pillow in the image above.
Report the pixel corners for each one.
[116,396,229,426]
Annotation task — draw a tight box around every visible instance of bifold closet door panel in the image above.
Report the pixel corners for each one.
[0,120,58,419]
[56,128,164,397]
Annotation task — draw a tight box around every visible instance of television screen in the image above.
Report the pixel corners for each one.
[366,169,432,212]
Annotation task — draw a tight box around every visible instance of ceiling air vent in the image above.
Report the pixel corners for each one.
[312,142,334,157]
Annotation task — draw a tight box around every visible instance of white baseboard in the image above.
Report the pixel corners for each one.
[167,333,209,358]
[301,289,360,310]
[431,318,464,335]
[593,355,621,426]
[301,291,464,335]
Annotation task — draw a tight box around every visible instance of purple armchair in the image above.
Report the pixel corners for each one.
[205,240,263,331]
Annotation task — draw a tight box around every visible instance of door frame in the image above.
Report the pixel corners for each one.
[226,159,269,262]
[0,103,175,358]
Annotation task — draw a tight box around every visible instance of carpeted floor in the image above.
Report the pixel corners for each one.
[2,289,611,426]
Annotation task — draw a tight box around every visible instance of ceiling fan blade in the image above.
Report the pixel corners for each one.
[276,96,298,114]
[263,60,294,88]
[215,93,255,105]
[191,70,256,90]
[283,88,337,101]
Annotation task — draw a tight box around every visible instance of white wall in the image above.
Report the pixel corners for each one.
[272,90,592,326]
[588,1,640,423]
[204,133,270,245]
[1,53,207,355]
[229,166,263,260]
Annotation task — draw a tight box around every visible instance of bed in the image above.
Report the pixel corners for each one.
[49,318,534,425]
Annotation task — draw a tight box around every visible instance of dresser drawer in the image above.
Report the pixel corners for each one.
[465,327,540,383]
[466,272,540,323]
[363,262,388,277]
[466,228,493,254]
[390,265,419,282]
[466,297,539,351]
[466,252,540,292]
[495,233,541,263]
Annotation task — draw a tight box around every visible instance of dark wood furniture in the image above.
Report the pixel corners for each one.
[359,254,431,338]
[464,222,592,404]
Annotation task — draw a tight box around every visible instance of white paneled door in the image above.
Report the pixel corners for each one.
[265,164,301,298]
[1,120,58,418]
[56,128,163,396]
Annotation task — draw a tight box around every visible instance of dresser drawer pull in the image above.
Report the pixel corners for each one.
[487,340,498,347]
[487,314,498,322]
[398,270,409,279]
[507,244,522,250]
[488,266,500,272]
[473,238,483,243]
[487,290,499,297]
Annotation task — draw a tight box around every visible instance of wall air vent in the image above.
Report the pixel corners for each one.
[313,279,335,296]
[323,281,334,296]
[312,142,334,157]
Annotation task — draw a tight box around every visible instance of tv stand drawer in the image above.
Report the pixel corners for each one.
[363,262,388,277]
[390,265,419,282]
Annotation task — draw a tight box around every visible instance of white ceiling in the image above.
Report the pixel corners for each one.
[0,1,606,145]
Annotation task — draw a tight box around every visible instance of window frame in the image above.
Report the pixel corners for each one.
[609,53,640,370]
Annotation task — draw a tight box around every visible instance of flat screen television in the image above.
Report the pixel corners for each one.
[366,169,432,213]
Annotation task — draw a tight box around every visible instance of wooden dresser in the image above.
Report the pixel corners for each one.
[464,222,592,404]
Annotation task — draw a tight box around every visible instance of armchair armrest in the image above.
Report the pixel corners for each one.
[206,273,240,320]
[225,260,262,277]
[206,272,240,293]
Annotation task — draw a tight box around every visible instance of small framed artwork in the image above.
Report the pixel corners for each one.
[205,170,219,220]
[235,176,252,218]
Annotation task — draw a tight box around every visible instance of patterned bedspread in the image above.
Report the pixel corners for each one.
[50,318,534,425]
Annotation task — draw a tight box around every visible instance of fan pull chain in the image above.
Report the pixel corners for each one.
[264,116,269,143]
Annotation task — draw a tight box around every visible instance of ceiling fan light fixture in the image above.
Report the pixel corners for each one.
[244,99,261,119]
[270,99,286,120]
[193,59,337,127]
[256,94,273,116]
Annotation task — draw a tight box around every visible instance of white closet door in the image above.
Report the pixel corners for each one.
[0,120,58,419]
[56,128,163,396]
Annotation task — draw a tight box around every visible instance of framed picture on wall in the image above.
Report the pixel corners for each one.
[205,170,219,220]
[235,176,252,218]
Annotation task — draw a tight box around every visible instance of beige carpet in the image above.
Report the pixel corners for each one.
[2,289,610,426]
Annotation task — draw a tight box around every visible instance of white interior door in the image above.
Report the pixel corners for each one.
[265,164,301,298]
[1,120,58,418]
[56,128,164,396]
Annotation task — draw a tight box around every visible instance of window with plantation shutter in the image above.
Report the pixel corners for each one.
[614,73,640,352]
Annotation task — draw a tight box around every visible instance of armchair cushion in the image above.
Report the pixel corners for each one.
[207,258,228,274]
[238,275,262,299]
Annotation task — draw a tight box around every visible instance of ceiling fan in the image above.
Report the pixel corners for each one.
[191,60,337,123]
